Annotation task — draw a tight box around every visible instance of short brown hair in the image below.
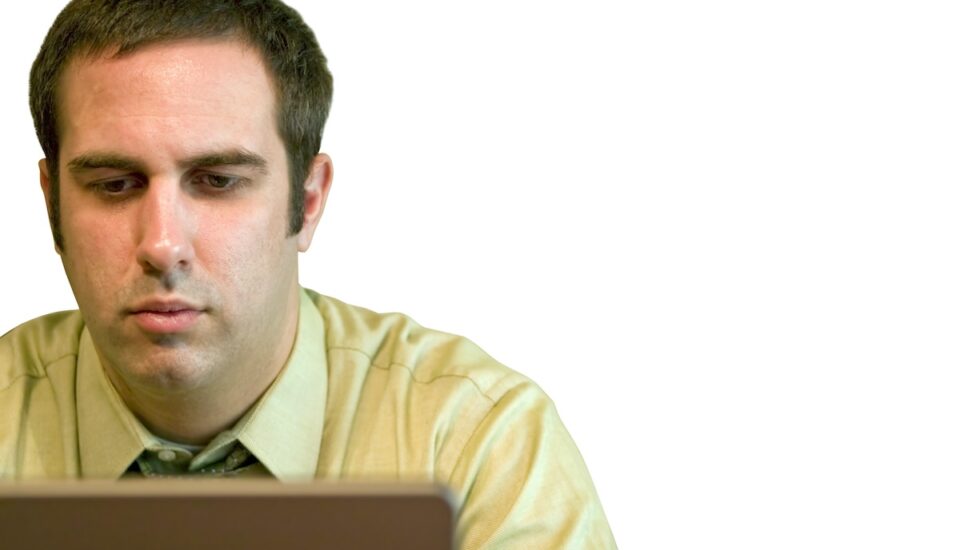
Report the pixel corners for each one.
[29,0,333,250]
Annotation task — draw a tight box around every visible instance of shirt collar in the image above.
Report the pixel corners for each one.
[76,328,154,479]
[77,288,328,481]
[234,289,328,481]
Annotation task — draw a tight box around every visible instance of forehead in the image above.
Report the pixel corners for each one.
[57,39,279,161]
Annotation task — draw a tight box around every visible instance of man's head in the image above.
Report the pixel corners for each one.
[28,0,335,442]
[30,0,333,251]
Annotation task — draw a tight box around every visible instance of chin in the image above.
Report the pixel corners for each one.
[118,350,214,392]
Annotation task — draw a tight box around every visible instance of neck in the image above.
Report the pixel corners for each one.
[113,374,278,445]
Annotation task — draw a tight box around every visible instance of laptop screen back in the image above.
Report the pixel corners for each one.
[0,480,454,550]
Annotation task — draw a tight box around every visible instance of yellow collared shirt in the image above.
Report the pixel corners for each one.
[0,288,616,548]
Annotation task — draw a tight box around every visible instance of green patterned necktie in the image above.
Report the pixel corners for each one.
[128,443,265,478]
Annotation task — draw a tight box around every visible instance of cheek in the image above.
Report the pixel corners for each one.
[60,211,134,302]
[198,208,296,301]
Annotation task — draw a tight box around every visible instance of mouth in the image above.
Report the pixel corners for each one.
[128,300,205,334]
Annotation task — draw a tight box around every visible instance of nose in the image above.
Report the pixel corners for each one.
[135,181,196,276]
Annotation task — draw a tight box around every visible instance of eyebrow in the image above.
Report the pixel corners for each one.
[66,148,269,175]
[180,149,268,173]
[67,152,142,173]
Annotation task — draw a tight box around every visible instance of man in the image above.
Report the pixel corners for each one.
[0,0,616,547]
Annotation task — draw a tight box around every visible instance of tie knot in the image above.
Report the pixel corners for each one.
[131,442,258,477]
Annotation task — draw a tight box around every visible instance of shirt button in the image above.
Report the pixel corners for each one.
[158,449,177,462]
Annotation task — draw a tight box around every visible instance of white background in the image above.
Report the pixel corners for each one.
[2,1,960,548]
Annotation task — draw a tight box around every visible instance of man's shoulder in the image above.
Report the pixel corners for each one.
[305,289,533,404]
[0,310,85,387]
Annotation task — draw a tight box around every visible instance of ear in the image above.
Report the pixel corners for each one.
[296,153,333,252]
[38,158,62,255]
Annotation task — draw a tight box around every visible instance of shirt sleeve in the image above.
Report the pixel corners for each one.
[446,382,617,549]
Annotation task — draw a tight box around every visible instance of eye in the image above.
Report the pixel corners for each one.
[193,173,244,192]
[94,178,143,195]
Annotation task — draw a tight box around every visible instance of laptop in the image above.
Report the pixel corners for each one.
[0,480,455,550]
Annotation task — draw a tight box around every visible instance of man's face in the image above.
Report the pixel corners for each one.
[45,40,322,396]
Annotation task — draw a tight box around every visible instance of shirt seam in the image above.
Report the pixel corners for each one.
[327,345,496,405]
[443,384,537,549]
[443,388,504,490]
[0,352,78,393]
